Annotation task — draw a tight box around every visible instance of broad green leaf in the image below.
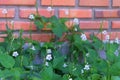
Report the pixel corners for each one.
[0,54,15,68]
[34,20,44,29]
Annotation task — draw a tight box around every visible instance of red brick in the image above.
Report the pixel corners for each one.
[0,0,36,6]
[41,0,75,6]
[59,9,92,18]
[79,0,109,7]
[0,21,36,31]
[95,9,120,18]
[80,21,108,29]
[112,21,120,29]
[113,0,120,7]
[0,8,15,18]
[14,33,54,42]
[20,9,54,18]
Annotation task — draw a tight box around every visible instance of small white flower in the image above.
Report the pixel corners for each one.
[63,63,67,68]
[105,35,110,40]
[64,9,69,15]
[47,7,52,12]
[28,65,34,70]
[102,30,107,35]
[114,50,119,56]
[46,54,52,61]
[115,37,119,44]
[2,9,7,14]
[73,18,79,25]
[86,53,89,57]
[29,14,34,20]
[74,27,77,31]
[81,69,84,74]
[12,51,19,57]
[110,40,114,44]
[30,46,36,50]
[80,33,87,41]
[84,64,90,70]
[45,62,49,66]
[69,78,72,80]
[47,49,52,54]
[10,21,14,25]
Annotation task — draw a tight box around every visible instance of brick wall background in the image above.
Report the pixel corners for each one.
[0,0,120,42]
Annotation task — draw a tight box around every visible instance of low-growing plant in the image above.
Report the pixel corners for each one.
[0,7,120,80]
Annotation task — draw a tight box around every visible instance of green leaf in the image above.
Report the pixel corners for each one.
[111,76,120,80]
[53,56,64,68]
[0,54,15,68]
[34,20,44,29]
[40,67,53,80]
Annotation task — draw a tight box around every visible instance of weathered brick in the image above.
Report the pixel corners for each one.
[113,0,120,7]
[41,0,75,6]
[112,21,120,29]
[20,9,54,18]
[0,21,36,31]
[0,8,15,18]
[0,0,36,6]
[79,0,109,6]
[95,9,120,18]
[59,9,92,18]
[14,33,54,42]
[80,21,109,29]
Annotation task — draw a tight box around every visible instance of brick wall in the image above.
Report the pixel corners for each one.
[0,0,120,42]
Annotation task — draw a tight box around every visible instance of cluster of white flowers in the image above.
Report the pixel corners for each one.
[63,63,68,68]
[102,30,107,35]
[47,49,52,54]
[29,14,34,20]
[47,7,53,12]
[2,9,7,14]
[46,54,52,61]
[80,33,87,41]
[84,63,90,70]
[12,51,19,57]
[73,18,79,25]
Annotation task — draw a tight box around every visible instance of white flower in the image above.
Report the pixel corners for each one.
[64,9,69,15]
[12,51,19,57]
[110,40,113,44]
[47,49,52,54]
[114,50,119,56]
[86,53,89,57]
[102,30,107,35]
[47,7,52,12]
[10,21,14,25]
[73,18,79,25]
[81,69,84,74]
[63,63,67,68]
[29,14,34,20]
[45,62,49,66]
[28,65,34,70]
[74,27,77,31]
[80,33,87,41]
[2,9,7,14]
[30,46,36,50]
[69,78,72,80]
[105,35,110,40]
[46,54,52,61]
[115,37,119,44]
[84,64,90,70]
